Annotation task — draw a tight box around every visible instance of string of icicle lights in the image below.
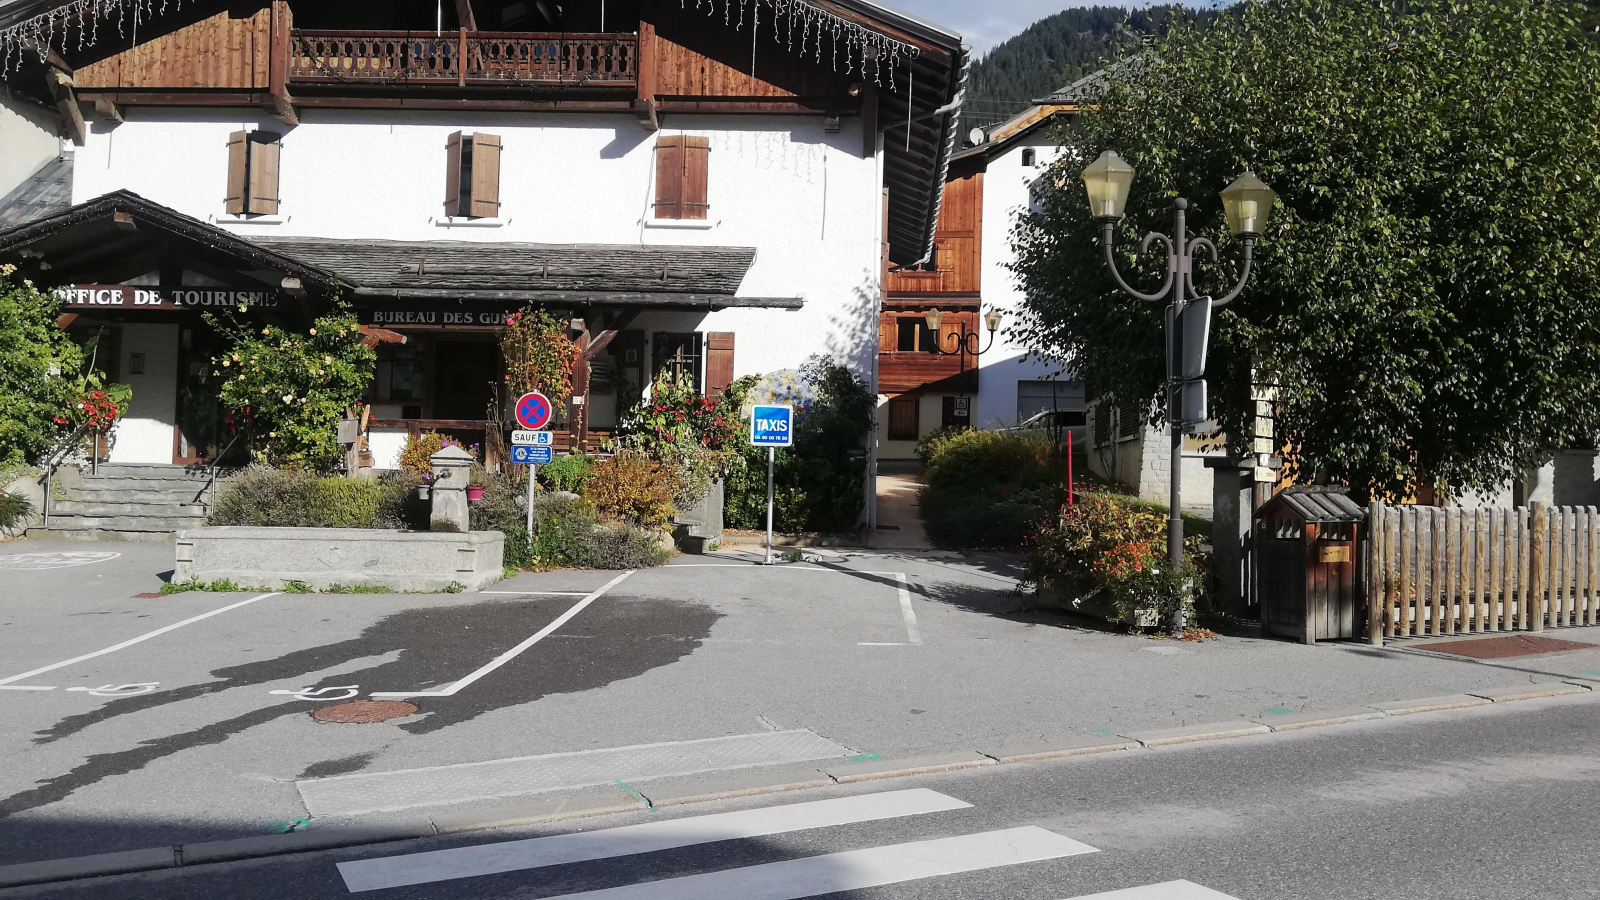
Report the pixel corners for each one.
[688,0,919,91]
[0,0,191,73]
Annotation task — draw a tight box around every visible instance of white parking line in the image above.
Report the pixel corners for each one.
[0,592,280,691]
[339,789,972,892]
[1062,882,1242,899]
[894,573,922,644]
[370,571,635,699]
[478,591,591,595]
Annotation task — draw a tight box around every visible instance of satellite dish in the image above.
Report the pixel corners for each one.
[967,127,986,146]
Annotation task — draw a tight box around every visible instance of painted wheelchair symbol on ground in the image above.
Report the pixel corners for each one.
[65,683,160,697]
[0,551,121,570]
[270,686,361,702]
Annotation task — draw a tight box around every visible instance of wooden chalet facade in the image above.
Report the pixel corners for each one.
[0,0,969,480]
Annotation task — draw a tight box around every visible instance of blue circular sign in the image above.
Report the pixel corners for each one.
[514,392,552,430]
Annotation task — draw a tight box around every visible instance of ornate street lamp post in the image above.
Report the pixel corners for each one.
[920,307,1002,429]
[1082,149,1276,634]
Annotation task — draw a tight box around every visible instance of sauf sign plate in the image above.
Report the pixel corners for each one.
[750,405,794,448]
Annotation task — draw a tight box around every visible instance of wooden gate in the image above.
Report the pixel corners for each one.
[1365,501,1600,643]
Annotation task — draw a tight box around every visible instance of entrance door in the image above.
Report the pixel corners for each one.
[175,324,227,464]
[433,340,497,420]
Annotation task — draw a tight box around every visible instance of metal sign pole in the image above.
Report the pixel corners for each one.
[526,463,537,551]
[765,446,775,565]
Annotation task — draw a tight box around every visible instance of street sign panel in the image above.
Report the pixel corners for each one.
[513,392,553,431]
[510,445,553,465]
[511,430,554,446]
[750,405,794,447]
[1165,297,1212,382]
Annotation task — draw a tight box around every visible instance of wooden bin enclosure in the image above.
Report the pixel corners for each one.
[1255,486,1366,644]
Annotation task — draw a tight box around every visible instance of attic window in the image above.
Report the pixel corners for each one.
[1021,148,1036,167]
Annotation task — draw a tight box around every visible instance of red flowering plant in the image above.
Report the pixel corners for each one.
[613,370,745,506]
[70,388,129,432]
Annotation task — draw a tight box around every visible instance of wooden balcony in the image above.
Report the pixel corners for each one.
[289,30,637,88]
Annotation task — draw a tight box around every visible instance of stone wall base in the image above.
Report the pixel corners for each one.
[174,527,504,592]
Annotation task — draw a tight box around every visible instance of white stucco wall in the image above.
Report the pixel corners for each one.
[108,323,178,464]
[0,88,59,199]
[73,108,883,380]
[975,136,1069,429]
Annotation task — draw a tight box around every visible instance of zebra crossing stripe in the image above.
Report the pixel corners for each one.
[1062,881,1242,899]
[338,788,973,892]
[540,826,1097,899]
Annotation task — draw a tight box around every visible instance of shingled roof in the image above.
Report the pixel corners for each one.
[0,155,72,229]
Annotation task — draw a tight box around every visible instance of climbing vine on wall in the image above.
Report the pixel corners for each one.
[499,308,579,414]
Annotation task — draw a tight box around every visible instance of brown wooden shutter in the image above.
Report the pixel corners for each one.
[888,395,919,440]
[879,318,895,353]
[225,130,248,215]
[443,131,464,217]
[653,135,684,219]
[682,136,709,220]
[245,136,280,215]
[469,132,501,218]
[935,244,955,272]
[705,332,735,397]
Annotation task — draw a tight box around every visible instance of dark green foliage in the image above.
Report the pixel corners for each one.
[0,490,33,529]
[961,5,1216,134]
[538,453,594,492]
[724,357,875,534]
[208,465,416,528]
[1013,0,1600,500]
[918,429,1062,550]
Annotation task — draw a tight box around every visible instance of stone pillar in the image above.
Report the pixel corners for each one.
[429,445,474,533]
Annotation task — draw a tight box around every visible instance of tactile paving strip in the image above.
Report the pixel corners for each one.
[297,729,853,816]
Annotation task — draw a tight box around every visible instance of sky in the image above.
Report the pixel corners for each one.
[887,0,1220,57]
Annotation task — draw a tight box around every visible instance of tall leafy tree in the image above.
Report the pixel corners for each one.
[1011,0,1600,499]
[0,268,84,466]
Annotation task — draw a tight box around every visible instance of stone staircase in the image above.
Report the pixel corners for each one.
[29,464,214,542]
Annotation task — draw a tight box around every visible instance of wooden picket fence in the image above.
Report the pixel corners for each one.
[1365,501,1600,643]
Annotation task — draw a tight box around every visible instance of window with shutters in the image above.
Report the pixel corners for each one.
[894,318,938,353]
[887,395,919,441]
[224,131,281,217]
[1117,396,1144,441]
[653,332,702,392]
[444,132,502,219]
[654,135,710,220]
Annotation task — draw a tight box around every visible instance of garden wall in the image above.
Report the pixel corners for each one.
[174,526,504,592]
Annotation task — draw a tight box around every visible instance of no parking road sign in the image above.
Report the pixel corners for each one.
[750,404,794,448]
[514,392,553,431]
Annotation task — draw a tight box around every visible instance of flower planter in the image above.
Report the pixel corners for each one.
[466,485,485,502]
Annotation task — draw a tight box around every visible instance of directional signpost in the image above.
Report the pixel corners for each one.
[512,392,554,547]
[749,404,794,564]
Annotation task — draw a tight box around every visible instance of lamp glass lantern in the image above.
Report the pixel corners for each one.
[923,308,943,332]
[1220,171,1276,236]
[1081,149,1136,220]
[984,308,1002,332]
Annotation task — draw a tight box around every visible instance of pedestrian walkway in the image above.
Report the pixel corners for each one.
[869,472,933,550]
[336,788,1241,898]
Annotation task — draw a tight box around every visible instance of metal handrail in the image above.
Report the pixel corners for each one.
[200,432,247,508]
[39,424,92,530]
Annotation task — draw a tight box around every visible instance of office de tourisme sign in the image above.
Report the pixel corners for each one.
[54,285,282,310]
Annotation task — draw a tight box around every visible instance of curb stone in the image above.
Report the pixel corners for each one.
[1250,707,1387,732]
[1369,695,1494,715]
[980,737,1137,763]
[1466,683,1591,703]
[638,765,835,807]
[4,682,1598,889]
[1120,721,1271,747]
[822,751,994,783]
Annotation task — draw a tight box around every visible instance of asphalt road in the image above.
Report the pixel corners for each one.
[6,537,1600,881]
[6,692,1598,899]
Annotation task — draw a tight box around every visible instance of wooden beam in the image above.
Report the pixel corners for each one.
[265,1,298,125]
[572,326,592,450]
[454,0,479,30]
[47,70,86,147]
[633,97,659,132]
[93,97,123,122]
[582,309,640,360]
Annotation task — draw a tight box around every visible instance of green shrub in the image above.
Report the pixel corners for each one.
[208,465,414,528]
[916,428,1066,549]
[723,357,874,534]
[923,428,1052,490]
[0,489,32,529]
[920,485,1058,550]
[914,425,971,468]
[539,453,594,492]
[585,452,680,530]
[470,472,670,571]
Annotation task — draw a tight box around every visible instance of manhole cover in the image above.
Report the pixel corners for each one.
[313,701,419,724]
[0,551,120,570]
[1421,634,1598,659]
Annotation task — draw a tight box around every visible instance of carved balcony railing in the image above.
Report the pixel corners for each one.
[289,31,637,87]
